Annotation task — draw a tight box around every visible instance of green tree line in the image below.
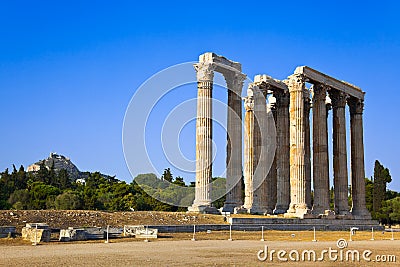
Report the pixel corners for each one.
[0,165,225,212]
[0,160,399,225]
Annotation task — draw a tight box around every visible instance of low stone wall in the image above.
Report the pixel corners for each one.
[145,218,384,233]
[59,227,123,241]
[123,225,158,238]
[227,217,384,231]
[0,226,16,238]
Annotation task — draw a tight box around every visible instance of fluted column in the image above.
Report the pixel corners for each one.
[264,101,277,214]
[189,63,217,213]
[222,72,246,212]
[304,91,312,209]
[330,90,350,216]
[243,96,254,210]
[249,87,268,214]
[348,97,371,219]
[273,91,290,214]
[312,84,331,214]
[285,74,310,217]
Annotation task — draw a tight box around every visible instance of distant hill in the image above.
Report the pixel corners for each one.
[27,153,83,180]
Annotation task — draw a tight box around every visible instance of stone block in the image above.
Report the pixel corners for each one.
[0,226,16,238]
[22,227,51,243]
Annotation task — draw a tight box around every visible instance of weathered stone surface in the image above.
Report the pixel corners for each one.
[249,87,269,214]
[273,91,290,214]
[189,62,215,212]
[59,227,122,241]
[123,225,158,239]
[243,95,254,211]
[330,90,350,215]
[222,72,246,212]
[227,217,383,231]
[0,226,16,238]
[312,84,330,215]
[190,53,246,214]
[285,73,310,218]
[294,66,364,99]
[22,223,50,243]
[304,90,312,209]
[348,97,371,219]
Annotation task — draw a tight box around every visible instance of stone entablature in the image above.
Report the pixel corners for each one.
[294,66,364,100]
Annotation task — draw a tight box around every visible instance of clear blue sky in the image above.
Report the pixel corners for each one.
[1,1,399,191]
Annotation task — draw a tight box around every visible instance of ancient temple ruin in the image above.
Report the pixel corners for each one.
[189,52,371,220]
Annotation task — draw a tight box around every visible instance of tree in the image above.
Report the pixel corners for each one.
[0,168,12,209]
[55,192,82,210]
[173,176,186,187]
[373,160,392,215]
[161,168,173,183]
[365,178,373,212]
[8,189,30,209]
[57,169,71,190]
[36,161,50,184]
[28,182,60,209]
[379,197,400,226]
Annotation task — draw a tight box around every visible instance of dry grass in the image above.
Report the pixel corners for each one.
[1,230,398,246]
[158,229,400,242]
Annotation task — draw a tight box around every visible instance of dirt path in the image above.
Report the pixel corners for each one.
[1,239,398,266]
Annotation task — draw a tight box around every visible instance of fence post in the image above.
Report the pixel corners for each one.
[260,226,264,242]
[312,227,317,242]
[191,225,196,241]
[105,225,109,243]
[370,227,374,241]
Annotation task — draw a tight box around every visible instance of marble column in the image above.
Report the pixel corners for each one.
[304,91,312,209]
[285,74,310,217]
[312,84,331,214]
[264,101,277,214]
[348,97,371,219]
[330,90,350,216]
[222,72,246,212]
[189,63,218,213]
[249,87,268,214]
[243,96,254,210]
[273,91,290,214]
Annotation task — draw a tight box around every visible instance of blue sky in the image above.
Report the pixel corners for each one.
[0,1,399,191]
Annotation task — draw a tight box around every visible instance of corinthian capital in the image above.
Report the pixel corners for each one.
[329,90,348,108]
[224,72,247,94]
[312,83,328,102]
[243,96,254,111]
[286,73,306,92]
[194,63,215,82]
[348,97,364,115]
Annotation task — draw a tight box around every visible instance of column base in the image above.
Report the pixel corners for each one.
[336,210,351,216]
[233,206,248,214]
[311,206,332,216]
[351,208,372,219]
[221,202,239,213]
[284,204,313,219]
[188,204,220,214]
[246,206,269,215]
[335,214,354,219]
[273,206,288,215]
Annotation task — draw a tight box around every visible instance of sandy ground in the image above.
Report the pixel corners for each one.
[1,238,399,266]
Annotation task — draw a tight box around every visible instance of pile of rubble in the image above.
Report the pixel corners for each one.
[0,210,225,231]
